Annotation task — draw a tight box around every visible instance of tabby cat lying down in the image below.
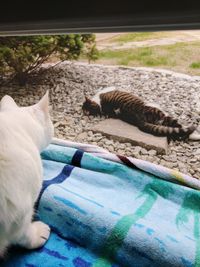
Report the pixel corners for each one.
[82,87,200,141]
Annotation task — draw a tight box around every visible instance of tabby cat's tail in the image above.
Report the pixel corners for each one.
[138,122,196,140]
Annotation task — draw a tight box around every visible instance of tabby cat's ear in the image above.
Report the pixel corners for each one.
[0,95,18,111]
[85,96,91,102]
[36,91,49,113]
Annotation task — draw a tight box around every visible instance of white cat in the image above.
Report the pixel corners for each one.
[0,91,54,257]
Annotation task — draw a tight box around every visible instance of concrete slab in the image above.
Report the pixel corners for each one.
[93,119,168,154]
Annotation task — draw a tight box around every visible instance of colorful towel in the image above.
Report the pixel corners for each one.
[52,138,200,190]
[1,139,200,267]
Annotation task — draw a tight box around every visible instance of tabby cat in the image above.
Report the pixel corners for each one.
[82,87,200,141]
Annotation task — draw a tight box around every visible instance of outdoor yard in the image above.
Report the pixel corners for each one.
[0,31,200,179]
[94,31,200,76]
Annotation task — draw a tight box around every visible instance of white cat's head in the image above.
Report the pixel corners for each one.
[0,91,54,151]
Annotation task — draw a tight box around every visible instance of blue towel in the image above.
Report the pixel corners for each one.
[2,144,200,267]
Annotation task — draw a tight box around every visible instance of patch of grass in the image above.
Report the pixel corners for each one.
[110,32,168,43]
[100,47,152,61]
[139,48,152,57]
[144,57,168,66]
[97,41,200,75]
[99,47,170,67]
[190,62,200,69]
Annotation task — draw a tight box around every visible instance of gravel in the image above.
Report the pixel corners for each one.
[0,61,200,179]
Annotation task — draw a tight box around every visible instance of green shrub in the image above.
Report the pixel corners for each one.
[0,34,98,85]
[189,62,200,69]
[85,44,99,63]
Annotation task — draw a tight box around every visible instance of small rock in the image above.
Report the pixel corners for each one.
[105,140,113,146]
[119,143,126,149]
[134,146,142,152]
[77,132,88,141]
[117,149,124,155]
[125,143,132,147]
[141,148,148,155]
[87,131,93,137]
[54,122,61,128]
[148,150,157,156]
[190,158,198,163]
[108,145,114,153]
[162,155,177,162]
[195,149,200,155]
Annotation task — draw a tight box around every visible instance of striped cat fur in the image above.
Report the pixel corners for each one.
[82,87,200,141]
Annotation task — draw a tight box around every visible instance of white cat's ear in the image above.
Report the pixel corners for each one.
[36,91,49,113]
[0,95,18,111]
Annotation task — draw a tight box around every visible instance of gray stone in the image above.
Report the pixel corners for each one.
[178,162,187,170]
[105,140,113,145]
[162,155,177,162]
[148,150,157,156]
[160,159,167,166]
[195,155,200,161]
[93,119,168,154]
[76,132,88,141]
[119,143,126,149]
[1,61,200,179]
[195,149,200,155]
[190,158,198,163]
[146,156,155,162]
[126,143,132,147]
[141,148,148,155]
[87,131,93,137]
[93,133,102,137]
[190,169,195,176]
[117,149,125,155]
[164,162,176,169]
[54,121,61,128]
[108,145,115,153]
[134,146,142,153]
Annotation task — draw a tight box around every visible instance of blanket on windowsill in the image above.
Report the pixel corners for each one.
[2,138,200,267]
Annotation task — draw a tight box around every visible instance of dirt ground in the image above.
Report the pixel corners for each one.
[95,31,200,50]
[94,31,200,76]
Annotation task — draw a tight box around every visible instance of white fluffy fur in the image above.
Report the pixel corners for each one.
[189,126,200,140]
[0,92,54,256]
[92,86,116,106]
